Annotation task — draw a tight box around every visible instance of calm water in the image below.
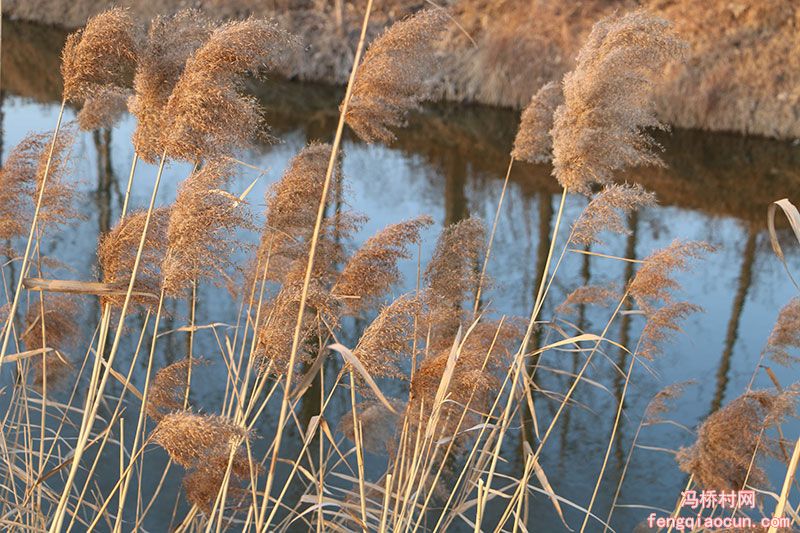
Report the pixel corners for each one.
[3,19,800,532]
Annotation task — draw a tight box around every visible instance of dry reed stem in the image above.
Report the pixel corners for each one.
[345,9,448,143]
[551,10,685,194]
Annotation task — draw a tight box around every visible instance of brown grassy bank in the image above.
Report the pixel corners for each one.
[4,0,799,139]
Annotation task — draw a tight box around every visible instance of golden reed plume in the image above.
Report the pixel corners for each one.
[60,8,139,130]
[130,10,213,162]
[345,9,449,144]
[550,10,685,194]
[512,81,563,164]
[162,161,253,297]
[164,18,299,161]
[97,207,170,308]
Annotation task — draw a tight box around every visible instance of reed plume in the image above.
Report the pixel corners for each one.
[345,9,448,144]
[424,217,485,346]
[162,161,253,297]
[147,357,204,420]
[628,240,712,312]
[183,462,248,515]
[550,10,685,194]
[570,184,656,246]
[334,216,433,314]
[97,207,170,308]
[61,8,139,129]
[163,18,299,161]
[644,381,692,423]
[130,10,213,163]
[555,283,619,316]
[511,81,563,164]
[77,86,130,131]
[21,295,80,390]
[255,143,342,283]
[0,127,79,235]
[152,411,253,513]
[639,301,702,359]
[256,274,339,377]
[408,318,520,439]
[676,390,795,490]
[352,294,422,382]
[763,298,800,367]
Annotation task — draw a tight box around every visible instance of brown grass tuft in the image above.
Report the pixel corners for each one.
[345,9,448,144]
[163,18,300,161]
[334,216,433,314]
[555,283,620,316]
[511,81,563,164]
[763,298,800,367]
[61,8,138,117]
[130,10,214,163]
[676,390,795,491]
[424,217,485,347]
[639,301,702,359]
[570,183,656,246]
[550,10,685,194]
[97,207,170,308]
[162,161,253,297]
[147,357,205,421]
[21,295,80,390]
[628,240,712,312]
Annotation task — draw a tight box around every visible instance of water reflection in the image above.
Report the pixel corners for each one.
[4,19,800,531]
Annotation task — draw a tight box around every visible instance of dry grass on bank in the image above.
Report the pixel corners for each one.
[0,6,799,533]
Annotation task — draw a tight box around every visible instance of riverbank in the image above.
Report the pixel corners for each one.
[4,0,799,139]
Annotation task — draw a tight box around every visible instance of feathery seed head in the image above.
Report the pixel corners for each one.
[764,298,800,367]
[147,357,205,420]
[163,18,300,161]
[334,216,433,314]
[570,183,656,246]
[61,8,139,120]
[639,301,702,359]
[22,296,80,390]
[628,240,712,312]
[555,283,620,316]
[130,10,214,162]
[345,9,449,144]
[676,390,796,490]
[97,207,170,309]
[512,81,563,164]
[162,161,253,296]
[550,10,686,194]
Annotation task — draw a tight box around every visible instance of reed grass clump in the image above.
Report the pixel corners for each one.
[21,295,80,390]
